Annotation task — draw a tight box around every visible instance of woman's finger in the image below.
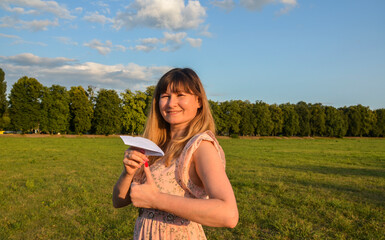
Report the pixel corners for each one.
[143,162,155,185]
[123,158,142,169]
[124,149,148,164]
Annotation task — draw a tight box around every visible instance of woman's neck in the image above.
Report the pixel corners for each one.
[169,125,187,140]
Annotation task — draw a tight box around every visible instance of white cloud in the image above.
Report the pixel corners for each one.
[92,1,110,15]
[276,0,297,15]
[133,45,156,52]
[212,0,297,13]
[0,53,171,91]
[186,37,202,48]
[115,45,127,52]
[133,32,189,52]
[0,0,75,19]
[1,5,36,14]
[199,24,212,37]
[113,0,206,31]
[83,39,127,55]
[12,39,47,46]
[240,0,272,10]
[0,33,21,39]
[0,33,46,45]
[0,16,59,31]
[140,37,160,45]
[0,53,76,67]
[84,39,112,55]
[211,0,235,11]
[54,36,78,46]
[83,11,112,24]
[74,7,83,13]
[161,32,187,44]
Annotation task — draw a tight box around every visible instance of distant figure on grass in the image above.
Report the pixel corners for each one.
[113,68,238,239]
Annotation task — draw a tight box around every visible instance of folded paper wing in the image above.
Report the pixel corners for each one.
[120,136,165,156]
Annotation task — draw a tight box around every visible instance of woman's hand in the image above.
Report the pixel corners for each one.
[123,147,148,176]
[112,147,149,208]
[130,163,159,208]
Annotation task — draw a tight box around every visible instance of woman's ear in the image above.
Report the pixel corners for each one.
[197,97,202,108]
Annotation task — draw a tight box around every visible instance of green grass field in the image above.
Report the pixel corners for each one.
[1,136,384,239]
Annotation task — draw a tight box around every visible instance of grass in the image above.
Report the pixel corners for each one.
[0,136,384,239]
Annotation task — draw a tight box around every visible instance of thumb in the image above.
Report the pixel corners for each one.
[143,162,155,185]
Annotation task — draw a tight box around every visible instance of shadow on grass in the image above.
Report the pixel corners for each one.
[269,164,385,206]
[272,164,385,179]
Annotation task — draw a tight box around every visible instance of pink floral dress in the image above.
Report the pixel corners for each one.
[133,130,226,240]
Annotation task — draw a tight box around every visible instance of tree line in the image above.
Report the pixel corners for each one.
[0,69,384,137]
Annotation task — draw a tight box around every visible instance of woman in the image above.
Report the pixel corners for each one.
[113,68,238,239]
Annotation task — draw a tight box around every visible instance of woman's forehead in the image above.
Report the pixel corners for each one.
[164,82,192,93]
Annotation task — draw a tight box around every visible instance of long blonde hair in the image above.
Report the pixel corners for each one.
[143,68,215,167]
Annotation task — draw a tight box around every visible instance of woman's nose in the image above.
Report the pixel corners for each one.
[168,95,177,107]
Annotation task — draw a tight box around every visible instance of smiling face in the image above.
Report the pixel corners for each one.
[159,86,201,131]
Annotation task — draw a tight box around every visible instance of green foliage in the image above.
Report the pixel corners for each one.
[86,85,97,107]
[239,101,254,136]
[1,137,384,239]
[93,89,122,135]
[374,109,385,137]
[121,89,147,135]
[344,105,376,137]
[9,76,44,133]
[325,106,347,137]
[0,68,8,130]
[69,86,93,134]
[253,101,273,136]
[222,100,242,136]
[269,104,284,136]
[0,68,6,116]
[209,100,227,136]
[295,101,311,136]
[280,103,299,136]
[40,85,70,134]
[144,85,155,116]
[309,103,326,136]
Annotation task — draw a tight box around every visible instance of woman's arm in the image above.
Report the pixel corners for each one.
[112,148,148,208]
[130,141,239,228]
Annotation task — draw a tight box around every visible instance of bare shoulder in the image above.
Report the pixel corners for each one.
[195,139,217,157]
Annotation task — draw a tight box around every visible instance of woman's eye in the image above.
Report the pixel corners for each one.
[161,95,169,98]
[178,93,186,97]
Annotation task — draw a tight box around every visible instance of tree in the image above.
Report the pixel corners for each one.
[0,68,9,130]
[325,106,347,137]
[40,85,70,134]
[373,109,385,137]
[87,85,97,107]
[93,89,122,135]
[295,101,311,136]
[221,100,242,136]
[253,101,273,136]
[69,86,93,134]
[343,106,360,136]
[121,89,147,135]
[280,103,299,136]
[239,101,254,136]
[9,76,44,133]
[144,85,155,117]
[209,100,226,135]
[309,103,326,136]
[0,68,6,117]
[344,105,375,137]
[357,105,376,137]
[269,104,283,136]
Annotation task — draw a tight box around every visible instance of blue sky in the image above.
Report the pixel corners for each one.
[0,0,384,109]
